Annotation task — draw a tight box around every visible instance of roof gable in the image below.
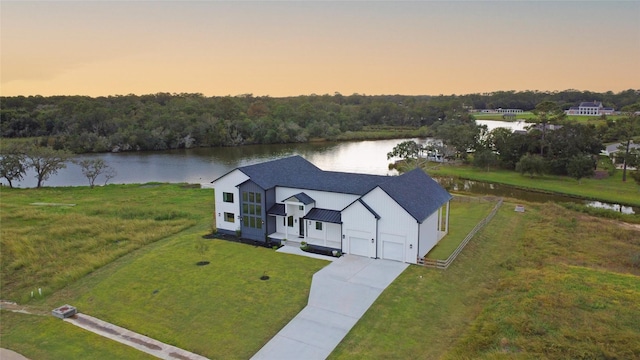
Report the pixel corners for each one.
[377,168,452,222]
[283,192,315,205]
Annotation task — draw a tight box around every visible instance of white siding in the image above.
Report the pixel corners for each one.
[275,216,287,235]
[342,200,377,257]
[212,170,249,233]
[276,187,359,211]
[306,221,341,248]
[418,211,439,258]
[363,187,418,264]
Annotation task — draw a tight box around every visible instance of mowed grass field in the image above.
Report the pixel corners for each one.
[0,183,211,302]
[0,184,329,359]
[472,112,624,125]
[330,202,640,359]
[2,185,639,359]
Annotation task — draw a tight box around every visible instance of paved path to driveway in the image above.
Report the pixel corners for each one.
[251,255,409,360]
[65,313,208,360]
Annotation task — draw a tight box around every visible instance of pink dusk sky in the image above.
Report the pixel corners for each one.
[1,1,639,97]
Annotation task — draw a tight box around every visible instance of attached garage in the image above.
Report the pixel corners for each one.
[349,236,372,258]
[342,199,379,259]
[380,233,405,262]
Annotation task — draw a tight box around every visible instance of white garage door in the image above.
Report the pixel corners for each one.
[349,237,370,257]
[381,234,405,262]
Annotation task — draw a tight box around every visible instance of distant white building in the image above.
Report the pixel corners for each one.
[480,108,524,114]
[566,101,615,116]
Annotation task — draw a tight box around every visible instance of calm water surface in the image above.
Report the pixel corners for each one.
[7,139,407,188]
[5,136,635,214]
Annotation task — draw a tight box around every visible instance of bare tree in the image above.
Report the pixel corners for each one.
[75,158,114,188]
[24,146,72,188]
[103,167,117,186]
[0,145,27,188]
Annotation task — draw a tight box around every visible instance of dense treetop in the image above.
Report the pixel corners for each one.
[1,89,638,153]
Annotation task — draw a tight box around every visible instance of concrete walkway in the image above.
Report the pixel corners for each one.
[65,313,208,360]
[0,348,30,360]
[251,255,409,360]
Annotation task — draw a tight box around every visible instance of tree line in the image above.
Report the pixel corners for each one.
[1,90,638,153]
[390,101,640,184]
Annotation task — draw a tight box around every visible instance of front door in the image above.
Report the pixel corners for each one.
[299,218,304,238]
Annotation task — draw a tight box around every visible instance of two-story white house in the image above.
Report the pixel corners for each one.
[211,156,452,264]
[566,101,615,116]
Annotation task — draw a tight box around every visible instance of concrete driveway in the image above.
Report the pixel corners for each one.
[251,255,409,360]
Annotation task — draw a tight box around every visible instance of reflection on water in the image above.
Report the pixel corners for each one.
[4,137,636,215]
[475,119,530,132]
[6,138,406,188]
[585,201,636,215]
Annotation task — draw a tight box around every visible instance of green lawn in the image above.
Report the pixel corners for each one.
[0,311,156,360]
[425,196,497,259]
[471,112,623,125]
[426,163,640,207]
[330,201,640,359]
[3,184,638,359]
[0,184,212,302]
[472,112,536,121]
[1,184,328,359]
[42,230,328,359]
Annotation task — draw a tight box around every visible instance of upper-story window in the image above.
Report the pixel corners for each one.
[242,191,262,230]
[223,192,234,203]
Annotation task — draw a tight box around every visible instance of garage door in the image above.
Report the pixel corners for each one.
[381,234,405,262]
[349,237,370,257]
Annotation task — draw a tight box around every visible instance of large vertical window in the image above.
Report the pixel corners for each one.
[287,216,294,227]
[223,192,234,203]
[242,191,263,230]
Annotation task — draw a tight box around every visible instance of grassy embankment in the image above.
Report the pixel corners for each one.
[424,162,640,208]
[331,125,427,141]
[331,201,640,359]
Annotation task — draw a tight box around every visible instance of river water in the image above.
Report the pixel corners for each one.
[7,139,406,188]
[4,137,636,214]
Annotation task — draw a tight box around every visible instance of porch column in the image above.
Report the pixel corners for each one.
[445,201,450,234]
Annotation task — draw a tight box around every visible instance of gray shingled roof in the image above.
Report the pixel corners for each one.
[303,208,342,224]
[377,168,452,223]
[229,156,451,223]
[283,192,315,205]
[238,156,388,195]
[267,203,285,216]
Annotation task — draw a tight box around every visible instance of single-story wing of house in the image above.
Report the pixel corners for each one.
[211,156,452,264]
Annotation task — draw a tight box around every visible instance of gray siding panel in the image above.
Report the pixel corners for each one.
[238,181,266,242]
